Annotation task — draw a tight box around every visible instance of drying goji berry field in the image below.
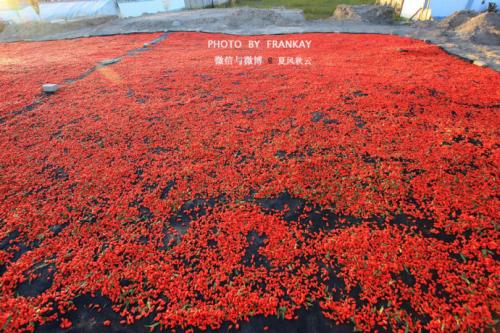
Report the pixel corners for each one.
[0,32,498,333]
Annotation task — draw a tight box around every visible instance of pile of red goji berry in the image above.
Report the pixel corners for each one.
[0,32,498,332]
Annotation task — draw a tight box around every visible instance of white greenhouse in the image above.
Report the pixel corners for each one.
[0,0,230,23]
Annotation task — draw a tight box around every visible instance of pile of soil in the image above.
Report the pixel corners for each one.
[222,7,305,28]
[453,12,499,45]
[332,5,395,24]
[0,16,116,40]
[438,10,478,29]
[435,10,499,45]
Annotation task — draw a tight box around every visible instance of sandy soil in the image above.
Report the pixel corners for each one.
[0,7,498,70]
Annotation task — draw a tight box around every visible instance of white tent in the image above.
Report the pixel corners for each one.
[0,0,188,22]
[0,0,120,22]
[400,0,497,19]
[0,0,237,22]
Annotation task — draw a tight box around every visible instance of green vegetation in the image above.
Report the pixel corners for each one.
[231,0,375,20]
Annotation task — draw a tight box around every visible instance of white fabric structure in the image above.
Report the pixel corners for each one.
[401,0,498,19]
[0,0,120,22]
[0,0,188,22]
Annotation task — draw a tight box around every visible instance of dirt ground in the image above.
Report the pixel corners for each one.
[0,7,498,70]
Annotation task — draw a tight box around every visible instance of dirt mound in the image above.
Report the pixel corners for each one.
[0,8,307,41]
[438,10,478,29]
[0,16,116,40]
[333,5,395,24]
[223,7,305,27]
[454,12,500,45]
